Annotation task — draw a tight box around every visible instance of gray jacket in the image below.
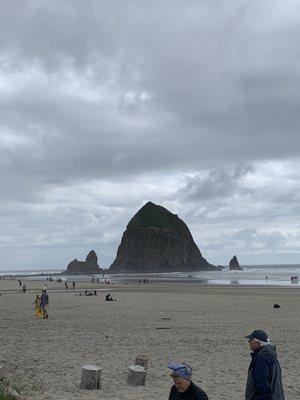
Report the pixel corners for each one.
[245,344,285,400]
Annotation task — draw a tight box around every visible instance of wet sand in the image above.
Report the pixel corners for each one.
[0,279,299,400]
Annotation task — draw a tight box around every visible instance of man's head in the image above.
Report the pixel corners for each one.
[245,330,270,352]
[167,361,192,393]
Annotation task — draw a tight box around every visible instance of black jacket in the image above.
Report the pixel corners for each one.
[245,344,285,400]
[169,381,209,400]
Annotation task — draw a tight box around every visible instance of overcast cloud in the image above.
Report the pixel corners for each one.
[1,0,300,270]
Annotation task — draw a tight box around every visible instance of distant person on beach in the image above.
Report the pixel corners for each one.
[18,279,22,288]
[245,330,285,400]
[32,295,43,318]
[22,283,27,293]
[167,361,209,400]
[40,290,49,319]
[65,281,68,289]
[105,293,114,301]
[72,281,75,290]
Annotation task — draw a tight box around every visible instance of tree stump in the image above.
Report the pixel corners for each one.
[135,354,149,370]
[80,365,102,390]
[127,365,147,386]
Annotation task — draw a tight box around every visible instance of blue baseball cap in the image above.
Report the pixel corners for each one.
[245,330,269,342]
[167,361,192,379]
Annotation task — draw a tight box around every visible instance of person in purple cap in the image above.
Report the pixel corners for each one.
[167,361,209,400]
[245,330,285,400]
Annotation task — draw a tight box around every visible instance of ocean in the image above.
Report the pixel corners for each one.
[0,264,299,286]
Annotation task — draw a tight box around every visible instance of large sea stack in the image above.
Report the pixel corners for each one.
[109,201,220,273]
[64,250,103,274]
[229,255,243,271]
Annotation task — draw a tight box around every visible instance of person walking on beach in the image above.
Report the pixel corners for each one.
[72,281,75,290]
[167,361,209,400]
[40,290,49,319]
[22,283,27,293]
[32,294,43,318]
[245,330,285,400]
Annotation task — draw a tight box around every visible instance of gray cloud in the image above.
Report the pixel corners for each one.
[177,164,254,201]
[0,1,300,269]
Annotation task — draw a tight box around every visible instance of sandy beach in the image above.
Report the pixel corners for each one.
[0,279,299,400]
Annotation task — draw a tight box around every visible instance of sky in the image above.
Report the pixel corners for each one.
[1,0,300,271]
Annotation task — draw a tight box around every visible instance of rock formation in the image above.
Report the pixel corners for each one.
[109,201,221,273]
[229,255,243,270]
[64,250,103,274]
[85,250,98,266]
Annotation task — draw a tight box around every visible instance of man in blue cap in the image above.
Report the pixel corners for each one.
[245,330,285,400]
[167,361,209,399]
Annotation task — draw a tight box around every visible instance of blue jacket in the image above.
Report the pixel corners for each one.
[245,344,285,400]
[40,293,49,307]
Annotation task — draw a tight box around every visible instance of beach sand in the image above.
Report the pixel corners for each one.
[0,279,299,399]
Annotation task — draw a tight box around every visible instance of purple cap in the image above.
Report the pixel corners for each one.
[167,361,192,379]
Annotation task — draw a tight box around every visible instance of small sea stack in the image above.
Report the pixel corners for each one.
[64,250,104,274]
[229,255,243,271]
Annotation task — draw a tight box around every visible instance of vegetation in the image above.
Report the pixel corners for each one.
[0,385,8,400]
[0,375,43,399]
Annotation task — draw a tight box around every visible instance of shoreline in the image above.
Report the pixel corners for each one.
[1,275,299,288]
[0,279,299,295]
[0,264,299,288]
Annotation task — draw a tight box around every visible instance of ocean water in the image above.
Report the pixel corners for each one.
[0,265,299,286]
[187,264,300,286]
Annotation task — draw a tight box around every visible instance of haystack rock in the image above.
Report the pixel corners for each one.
[109,201,221,273]
[64,250,103,274]
[229,255,243,271]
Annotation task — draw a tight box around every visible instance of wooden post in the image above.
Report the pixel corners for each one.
[135,354,149,370]
[80,365,102,390]
[127,365,147,386]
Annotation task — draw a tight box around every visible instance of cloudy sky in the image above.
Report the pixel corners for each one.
[1,0,300,271]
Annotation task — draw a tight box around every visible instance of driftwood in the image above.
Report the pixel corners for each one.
[127,365,147,386]
[135,354,149,370]
[80,365,102,390]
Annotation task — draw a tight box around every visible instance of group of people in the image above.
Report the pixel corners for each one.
[32,290,49,319]
[138,278,150,284]
[18,279,28,293]
[290,275,298,283]
[79,289,97,296]
[168,330,285,400]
